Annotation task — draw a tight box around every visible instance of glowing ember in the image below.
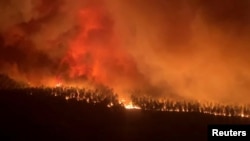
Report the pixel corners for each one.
[55,83,62,87]
[124,102,141,110]
[107,102,114,108]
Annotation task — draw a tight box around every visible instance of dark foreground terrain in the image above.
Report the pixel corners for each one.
[0,90,249,141]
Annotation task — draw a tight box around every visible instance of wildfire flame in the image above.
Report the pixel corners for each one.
[124,102,141,110]
[0,0,250,110]
[55,83,62,87]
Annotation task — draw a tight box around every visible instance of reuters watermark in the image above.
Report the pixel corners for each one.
[208,125,250,140]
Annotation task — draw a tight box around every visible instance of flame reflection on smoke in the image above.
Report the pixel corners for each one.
[0,0,250,114]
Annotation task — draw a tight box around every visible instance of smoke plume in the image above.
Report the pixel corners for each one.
[0,0,250,104]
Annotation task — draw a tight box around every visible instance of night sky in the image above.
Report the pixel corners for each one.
[0,0,250,104]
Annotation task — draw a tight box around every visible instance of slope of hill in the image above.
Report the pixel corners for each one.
[0,88,249,141]
[0,74,28,89]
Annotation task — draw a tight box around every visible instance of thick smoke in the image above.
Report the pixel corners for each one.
[0,0,250,104]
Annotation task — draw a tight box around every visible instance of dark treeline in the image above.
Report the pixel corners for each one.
[1,73,250,119]
[0,86,124,110]
[131,95,250,118]
[1,82,250,118]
